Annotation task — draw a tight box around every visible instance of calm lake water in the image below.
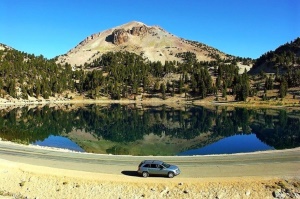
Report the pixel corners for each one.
[0,104,299,156]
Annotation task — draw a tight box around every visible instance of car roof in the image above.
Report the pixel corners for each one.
[142,160,164,164]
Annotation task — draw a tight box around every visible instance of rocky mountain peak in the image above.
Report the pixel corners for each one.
[57,21,230,67]
[130,25,149,36]
[111,24,150,45]
[117,21,147,29]
[112,29,129,45]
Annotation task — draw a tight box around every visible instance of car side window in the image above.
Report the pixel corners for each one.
[143,164,150,168]
[150,164,156,168]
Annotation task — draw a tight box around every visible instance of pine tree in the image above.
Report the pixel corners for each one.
[279,77,288,98]
[171,82,175,97]
[222,82,227,98]
[0,79,2,91]
[8,79,16,98]
[265,76,273,90]
[160,82,166,100]
[234,71,250,101]
[179,78,184,94]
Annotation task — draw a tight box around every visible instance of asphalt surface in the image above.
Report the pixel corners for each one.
[0,141,299,178]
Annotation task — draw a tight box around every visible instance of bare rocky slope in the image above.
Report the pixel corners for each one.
[0,43,12,51]
[56,21,232,67]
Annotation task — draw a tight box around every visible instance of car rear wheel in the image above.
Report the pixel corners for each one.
[168,172,174,178]
[142,171,149,178]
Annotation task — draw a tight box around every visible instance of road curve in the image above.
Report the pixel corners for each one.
[0,141,299,178]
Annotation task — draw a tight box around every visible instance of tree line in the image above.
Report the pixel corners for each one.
[0,44,298,101]
[0,49,73,99]
[75,51,252,101]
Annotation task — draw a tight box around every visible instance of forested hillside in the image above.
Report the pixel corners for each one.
[77,51,251,101]
[0,37,299,103]
[0,46,251,101]
[248,37,300,100]
[250,37,300,74]
[0,48,73,99]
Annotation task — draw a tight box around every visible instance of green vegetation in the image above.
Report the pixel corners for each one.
[250,37,300,90]
[252,37,300,73]
[76,51,258,101]
[0,49,73,99]
[0,37,299,102]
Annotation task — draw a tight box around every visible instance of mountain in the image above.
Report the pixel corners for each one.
[249,37,300,74]
[56,21,232,67]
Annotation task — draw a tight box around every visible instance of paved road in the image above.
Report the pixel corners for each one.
[0,141,299,178]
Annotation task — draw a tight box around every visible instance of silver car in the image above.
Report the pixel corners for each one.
[137,160,181,178]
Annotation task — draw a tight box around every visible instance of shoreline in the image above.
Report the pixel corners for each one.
[2,139,300,157]
[0,97,299,109]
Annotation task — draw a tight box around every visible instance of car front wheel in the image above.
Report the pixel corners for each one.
[142,171,149,178]
[168,172,174,178]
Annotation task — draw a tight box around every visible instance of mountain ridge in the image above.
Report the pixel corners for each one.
[56,21,232,67]
[249,37,300,74]
[0,43,13,51]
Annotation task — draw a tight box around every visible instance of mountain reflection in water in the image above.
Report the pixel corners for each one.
[33,135,84,152]
[178,134,274,155]
[0,104,299,156]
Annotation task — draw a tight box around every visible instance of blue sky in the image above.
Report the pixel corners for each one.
[1,0,299,59]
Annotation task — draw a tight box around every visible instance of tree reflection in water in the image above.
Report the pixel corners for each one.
[0,104,299,155]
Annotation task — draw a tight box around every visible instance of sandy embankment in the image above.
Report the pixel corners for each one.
[0,142,300,199]
[0,159,299,199]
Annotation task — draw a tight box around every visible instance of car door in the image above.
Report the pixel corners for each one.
[142,164,150,173]
[157,164,167,175]
[149,164,165,175]
[148,164,158,175]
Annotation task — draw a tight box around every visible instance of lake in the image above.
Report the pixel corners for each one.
[0,104,299,156]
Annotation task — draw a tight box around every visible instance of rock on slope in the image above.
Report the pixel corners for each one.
[56,21,231,67]
[0,43,13,51]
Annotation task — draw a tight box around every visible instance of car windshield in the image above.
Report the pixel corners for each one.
[162,162,170,168]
